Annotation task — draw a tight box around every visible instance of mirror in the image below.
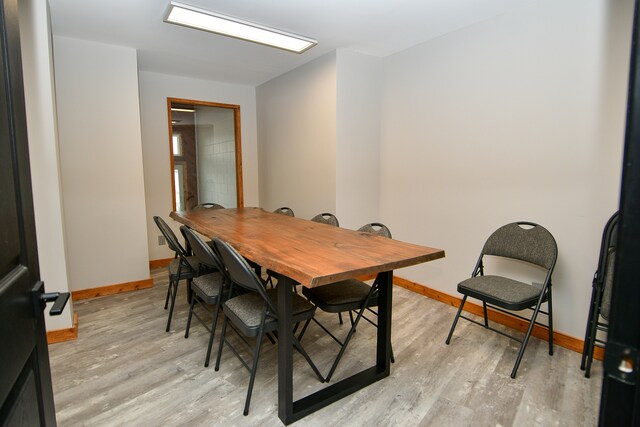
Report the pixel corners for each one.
[167,98,243,211]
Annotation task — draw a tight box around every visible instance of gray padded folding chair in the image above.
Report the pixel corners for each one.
[310,212,339,227]
[273,206,295,217]
[298,223,395,382]
[212,238,324,416]
[153,216,199,332]
[581,211,619,378]
[181,226,227,367]
[445,221,557,378]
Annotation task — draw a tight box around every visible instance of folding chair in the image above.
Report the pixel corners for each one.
[445,221,557,378]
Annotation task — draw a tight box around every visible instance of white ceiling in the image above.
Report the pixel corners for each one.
[48,0,529,87]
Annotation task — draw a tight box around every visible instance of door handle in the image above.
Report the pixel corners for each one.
[41,291,70,316]
[33,281,71,316]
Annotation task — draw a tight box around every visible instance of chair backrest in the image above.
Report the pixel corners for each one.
[482,221,557,270]
[212,238,277,313]
[193,203,225,211]
[153,215,187,256]
[598,211,619,320]
[311,212,339,227]
[181,226,225,273]
[358,222,392,239]
[273,207,295,217]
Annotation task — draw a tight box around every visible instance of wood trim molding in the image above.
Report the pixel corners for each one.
[47,312,78,344]
[72,278,154,301]
[393,275,604,361]
[149,258,173,269]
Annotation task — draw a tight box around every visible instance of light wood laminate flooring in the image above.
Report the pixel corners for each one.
[49,268,602,426]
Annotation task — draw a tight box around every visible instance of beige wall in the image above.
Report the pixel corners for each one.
[138,71,259,261]
[257,49,383,230]
[378,0,633,338]
[53,36,150,291]
[19,0,73,329]
[256,52,337,220]
[335,49,382,230]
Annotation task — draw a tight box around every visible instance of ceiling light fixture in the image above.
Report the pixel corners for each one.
[171,107,195,113]
[164,2,317,54]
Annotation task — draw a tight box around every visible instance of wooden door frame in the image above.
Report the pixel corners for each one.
[166,97,244,210]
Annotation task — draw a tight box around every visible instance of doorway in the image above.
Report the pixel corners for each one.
[167,98,243,210]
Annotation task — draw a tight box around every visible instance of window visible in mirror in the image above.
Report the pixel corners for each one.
[174,165,185,211]
[172,134,182,156]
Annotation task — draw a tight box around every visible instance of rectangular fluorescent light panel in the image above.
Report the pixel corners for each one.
[165,2,317,53]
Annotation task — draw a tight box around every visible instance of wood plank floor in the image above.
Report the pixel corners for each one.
[48,268,603,426]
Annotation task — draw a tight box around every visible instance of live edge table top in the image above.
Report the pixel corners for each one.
[170,207,445,287]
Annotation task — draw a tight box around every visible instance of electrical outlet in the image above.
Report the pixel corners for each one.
[158,235,166,246]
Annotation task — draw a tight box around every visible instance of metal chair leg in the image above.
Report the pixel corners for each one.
[243,323,266,416]
[510,292,547,378]
[204,300,222,367]
[297,318,312,342]
[547,289,554,356]
[446,295,467,344]
[166,280,179,332]
[584,291,602,378]
[292,336,325,382]
[164,278,172,309]
[325,302,369,382]
[482,302,489,327]
[581,291,597,371]
[184,290,196,338]
[214,318,229,371]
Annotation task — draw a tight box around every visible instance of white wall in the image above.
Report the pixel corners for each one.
[53,36,150,291]
[138,71,259,261]
[256,52,337,220]
[18,0,73,330]
[335,49,382,230]
[378,0,633,338]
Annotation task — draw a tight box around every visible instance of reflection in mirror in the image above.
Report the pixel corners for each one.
[168,98,243,211]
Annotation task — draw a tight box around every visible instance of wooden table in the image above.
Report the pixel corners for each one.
[170,207,445,424]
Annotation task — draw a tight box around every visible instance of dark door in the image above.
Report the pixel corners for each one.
[599,0,640,425]
[0,0,57,424]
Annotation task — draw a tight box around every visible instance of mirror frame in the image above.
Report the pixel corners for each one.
[167,97,244,210]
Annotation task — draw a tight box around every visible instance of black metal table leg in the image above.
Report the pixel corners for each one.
[277,276,295,423]
[277,272,393,425]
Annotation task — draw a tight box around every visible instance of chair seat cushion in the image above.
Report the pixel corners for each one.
[191,272,225,304]
[458,275,542,310]
[302,279,376,313]
[168,257,198,279]
[223,288,315,335]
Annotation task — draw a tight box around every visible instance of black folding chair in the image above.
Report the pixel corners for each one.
[212,238,324,416]
[273,206,295,217]
[310,212,339,226]
[153,216,199,332]
[581,211,619,377]
[445,221,557,378]
[298,223,395,382]
[181,226,228,367]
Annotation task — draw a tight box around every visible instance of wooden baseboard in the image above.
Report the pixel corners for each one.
[72,278,154,301]
[393,276,604,361]
[47,312,78,344]
[149,258,173,269]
